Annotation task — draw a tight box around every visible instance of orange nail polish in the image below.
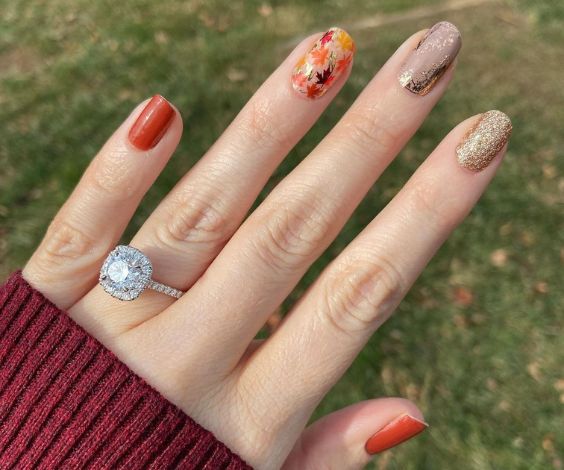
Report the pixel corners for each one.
[128,95,174,150]
[365,414,428,455]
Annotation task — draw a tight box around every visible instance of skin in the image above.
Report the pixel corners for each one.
[22,29,507,469]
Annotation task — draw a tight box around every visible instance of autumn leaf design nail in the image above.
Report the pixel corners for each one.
[291,27,355,99]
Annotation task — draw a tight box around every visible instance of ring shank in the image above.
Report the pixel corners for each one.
[147,279,184,299]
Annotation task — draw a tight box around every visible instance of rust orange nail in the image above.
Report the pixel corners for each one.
[128,95,174,150]
[365,414,428,455]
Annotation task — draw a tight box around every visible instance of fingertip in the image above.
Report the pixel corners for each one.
[455,110,512,172]
[290,27,356,100]
[286,398,426,469]
[396,20,461,97]
[128,95,177,151]
[365,412,428,455]
[382,397,427,424]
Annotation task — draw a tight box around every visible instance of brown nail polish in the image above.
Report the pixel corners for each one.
[399,21,461,96]
[456,110,512,171]
[128,95,175,150]
[365,414,428,455]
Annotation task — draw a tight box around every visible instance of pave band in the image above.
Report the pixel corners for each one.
[99,245,185,301]
[147,280,184,299]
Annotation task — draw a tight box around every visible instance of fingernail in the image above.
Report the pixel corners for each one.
[291,27,355,99]
[365,414,428,455]
[128,95,175,150]
[456,110,512,171]
[399,21,461,96]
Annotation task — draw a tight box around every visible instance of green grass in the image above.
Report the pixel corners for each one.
[1,0,562,468]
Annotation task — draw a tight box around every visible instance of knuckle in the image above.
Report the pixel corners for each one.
[43,218,96,260]
[319,255,405,336]
[33,218,104,273]
[253,192,332,273]
[405,176,455,230]
[241,98,291,149]
[89,147,138,200]
[344,110,400,155]
[156,189,234,250]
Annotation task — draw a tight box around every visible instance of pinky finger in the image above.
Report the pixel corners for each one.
[283,398,427,469]
[23,95,181,310]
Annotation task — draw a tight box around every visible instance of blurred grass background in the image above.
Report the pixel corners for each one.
[0,0,562,468]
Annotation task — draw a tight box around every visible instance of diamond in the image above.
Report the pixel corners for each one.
[99,245,153,301]
[107,260,129,282]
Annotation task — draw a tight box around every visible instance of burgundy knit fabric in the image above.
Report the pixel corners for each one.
[0,271,252,469]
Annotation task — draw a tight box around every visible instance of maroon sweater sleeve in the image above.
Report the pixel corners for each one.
[0,271,252,469]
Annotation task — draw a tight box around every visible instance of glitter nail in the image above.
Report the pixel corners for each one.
[456,110,512,171]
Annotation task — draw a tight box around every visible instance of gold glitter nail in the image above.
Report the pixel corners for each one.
[456,110,512,171]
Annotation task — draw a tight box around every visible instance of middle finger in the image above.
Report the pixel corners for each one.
[131,22,461,374]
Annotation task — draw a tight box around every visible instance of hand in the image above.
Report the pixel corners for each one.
[22,23,510,469]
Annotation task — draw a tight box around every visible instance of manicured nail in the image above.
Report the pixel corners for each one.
[456,110,512,171]
[128,95,175,150]
[291,27,355,99]
[399,21,461,96]
[365,414,428,455]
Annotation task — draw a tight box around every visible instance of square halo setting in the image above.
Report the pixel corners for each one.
[99,245,153,301]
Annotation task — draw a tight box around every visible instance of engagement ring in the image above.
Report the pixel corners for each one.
[99,245,184,301]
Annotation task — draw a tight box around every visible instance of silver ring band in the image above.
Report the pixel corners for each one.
[99,245,185,301]
[146,279,184,299]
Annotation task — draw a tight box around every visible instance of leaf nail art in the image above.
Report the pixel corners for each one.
[291,27,355,99]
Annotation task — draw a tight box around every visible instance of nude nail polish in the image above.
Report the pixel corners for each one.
[128,95,175,150]
[399,21,461,96]
[365,414,428,455]
[291,27,355,99]
[456,110,512,171]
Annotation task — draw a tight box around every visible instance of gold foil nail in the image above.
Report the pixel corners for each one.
[399,21,461,96]
[456,110,512,171]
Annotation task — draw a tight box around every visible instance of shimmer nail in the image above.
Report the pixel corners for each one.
[291,27,355,99]
[365,414,428,455]
[456,110,512,171]
[399,21,461,96]
[128,95,174,150]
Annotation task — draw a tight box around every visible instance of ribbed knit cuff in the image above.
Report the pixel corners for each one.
[0,271,251,469]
